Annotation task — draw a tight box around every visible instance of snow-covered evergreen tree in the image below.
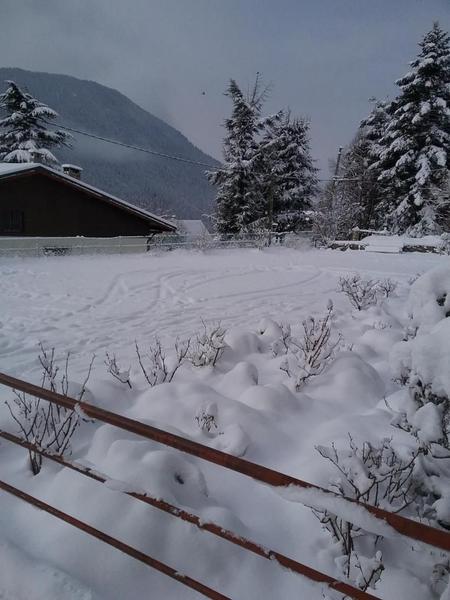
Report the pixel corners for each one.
[259,113,318,232]
[207,78,269,234]
[362,100,392,163]
[0,80,71,166]
[373,23,450,235]
[314,136,376,242]
[341,135,374,229]
[314,175,358,242]
[334,128,387,231]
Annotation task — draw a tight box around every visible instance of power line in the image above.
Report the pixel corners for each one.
[48,122,217,217]
[56,123,449,189]
[53,123,362,182]
[55,123,218,169]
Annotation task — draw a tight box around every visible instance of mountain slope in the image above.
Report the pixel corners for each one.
[0,68,219,218]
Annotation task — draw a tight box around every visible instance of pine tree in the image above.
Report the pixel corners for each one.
[0,80,71,166]
[361,100,392,228]
[314,133,381,243]
[363,100,392,159]
[207,77,270,234]
[373,23,450,235]
[335,128,387,231]
[259,113,318,232]
[314,168,362,242]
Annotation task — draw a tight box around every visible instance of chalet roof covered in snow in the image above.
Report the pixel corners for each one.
[0,162,176,232]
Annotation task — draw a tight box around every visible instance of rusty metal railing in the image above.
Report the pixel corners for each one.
[0,478,230,600]
[1,371,449,598]
[0,372,447,552]
[0,428,380,600]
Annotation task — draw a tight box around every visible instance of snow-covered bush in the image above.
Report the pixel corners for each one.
[338,275,379,310]
[188,321,227,367]
[195,402,219,435]
[377,278,397,298]
[316,437,421,511]
[5,343,94,475]
[439,233,450,255]
[135,337,190,386]
[407,265,450,330]
[104,352,132,388]
[313,436,421,590]
[280,301,342,389]
[112,323,226,389]
[389,266,450,528]
[270,322,291,357]
[431,560,450,597]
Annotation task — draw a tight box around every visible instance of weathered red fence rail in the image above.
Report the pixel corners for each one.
[0,478,230,600]
[0,428,380,600]
[1,371,449,599]
[1,372,447,552]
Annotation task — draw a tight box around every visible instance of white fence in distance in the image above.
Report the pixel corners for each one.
[0,232,314,257]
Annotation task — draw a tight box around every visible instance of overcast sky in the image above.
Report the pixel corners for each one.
[0,1,449,171]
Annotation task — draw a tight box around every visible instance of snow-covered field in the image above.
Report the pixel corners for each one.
[0,246,449,599]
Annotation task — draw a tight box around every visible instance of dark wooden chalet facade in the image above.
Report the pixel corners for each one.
[0,163,176,237]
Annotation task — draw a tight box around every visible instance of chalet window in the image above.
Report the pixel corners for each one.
[0,210,24,234]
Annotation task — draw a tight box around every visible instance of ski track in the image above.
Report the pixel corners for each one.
[0,247,445,381]
[0,247,448,600]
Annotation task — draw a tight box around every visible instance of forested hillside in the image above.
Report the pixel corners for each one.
[0,68,219,218]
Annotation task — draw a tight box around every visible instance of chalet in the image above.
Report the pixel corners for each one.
[0,163,176,237]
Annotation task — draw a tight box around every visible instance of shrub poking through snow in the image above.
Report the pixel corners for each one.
[389,267,450,528]
[316,436,421,512]
[401,380,450,452]
[313,436,420,590]
[390,368,450,527]
[104,352,132,388]
[270,322,292,357]
[338,274,379,310]
[280,301,341,389]
[402,323,418,341]
[5,343,94,475]
[377,278,397,298]
[188,321,226,367]
[431,561,450,597]
[440,233,450,256]
[135,337,190,387]
[352,552,384,593]
[195,402,219,435]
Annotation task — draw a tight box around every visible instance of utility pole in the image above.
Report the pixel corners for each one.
[331,146,343,201]
[329,146,343,240]
[267,185,274,246]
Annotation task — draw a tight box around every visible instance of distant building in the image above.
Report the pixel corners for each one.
[174,219,211,239]
[0,163,176,237]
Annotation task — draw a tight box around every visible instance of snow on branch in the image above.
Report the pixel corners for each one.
[135,336,191,387]
[279,301,342,389]
[5,343,95,475]
[188,321,227,368]
[338,274,380,310]
[104,352,132,389]
[308,435,422,590]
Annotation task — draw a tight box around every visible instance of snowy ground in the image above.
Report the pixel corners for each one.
[0,246,448,599]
